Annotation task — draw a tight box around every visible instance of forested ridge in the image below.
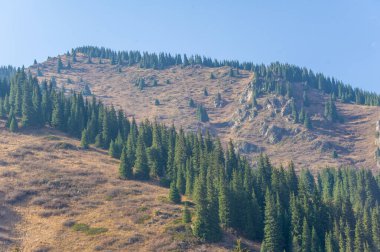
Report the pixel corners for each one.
[0,67,379,251]
[73,46,380,106]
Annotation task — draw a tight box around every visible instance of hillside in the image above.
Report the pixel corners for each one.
[29,51,380,172]
[0,126,258,252]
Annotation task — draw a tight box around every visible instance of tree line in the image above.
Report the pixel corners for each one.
[1,68,379,252]
[73,46,380,106]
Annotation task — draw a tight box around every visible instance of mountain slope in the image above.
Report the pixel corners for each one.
[0,126,259,252]
[28,52,380,171]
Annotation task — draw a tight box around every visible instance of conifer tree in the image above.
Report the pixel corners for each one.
[304,112,312,129]
[301,218,311,252]
[291,100,298,123]
[57,56,63,73]
[354,218,364,252]
[9,116,18,132]
[81,129,89,149]
[189,98,195,108]
[310,227,320,252]
[203,87,208,96]
[134,132,149,180]
[193,172,209,241]
[119,146,133,179]
[21,82,34,127]
[262,189,281,252]
[169,182,181,204]
[109,140,118,158]
[325,232,334,252]
[182,202,191,223]
[324,98,339,122]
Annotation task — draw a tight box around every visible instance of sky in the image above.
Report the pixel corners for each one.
[0,0,379,93]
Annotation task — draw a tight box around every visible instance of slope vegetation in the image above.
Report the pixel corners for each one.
[29,53,380,171]
[0,126,258,252]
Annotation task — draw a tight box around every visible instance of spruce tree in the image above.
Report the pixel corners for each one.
[57,56,63,73]
[134,132,149,180]
[119,146,133,179]
[354,218,364,252]
[169,182,181,204]
[9,116,18,132]
[262,189,281,252]
[81,129,89,149]
[310,227,320,252]
[304,112,312,129]
[182,202,191,223]
[301,218,311,252]
[21,82,34,127]
[108,140,117,158]
[193,172,209,241]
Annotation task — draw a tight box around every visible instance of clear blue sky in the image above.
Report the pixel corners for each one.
[1,0,379,93]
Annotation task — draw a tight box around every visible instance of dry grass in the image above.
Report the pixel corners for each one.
[0,127,258,251]
[28,54,380,172]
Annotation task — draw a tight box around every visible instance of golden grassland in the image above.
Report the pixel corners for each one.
[29,54,380,172]
[0,127,259,251]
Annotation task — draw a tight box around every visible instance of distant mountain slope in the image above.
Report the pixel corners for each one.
[28,50,380,171]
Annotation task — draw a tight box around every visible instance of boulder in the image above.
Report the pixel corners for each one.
[265,125,286,144]
[238,142,262,154]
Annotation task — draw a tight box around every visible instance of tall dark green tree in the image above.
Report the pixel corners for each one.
[134,132,149,180]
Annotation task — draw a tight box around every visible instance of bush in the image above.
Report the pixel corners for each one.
[72,223,108,235]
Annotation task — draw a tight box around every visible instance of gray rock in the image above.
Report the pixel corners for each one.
[265,125,287,144]
[238,142,262,154]
[281,98,294,116]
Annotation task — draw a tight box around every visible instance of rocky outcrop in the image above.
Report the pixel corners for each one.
[237,141,263,154]
[264,125,287,144]
[281,98,294,117]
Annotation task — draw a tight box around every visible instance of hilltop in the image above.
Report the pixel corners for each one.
[28,48,380,171]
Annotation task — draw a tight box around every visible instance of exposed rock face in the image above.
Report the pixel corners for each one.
[238,142,263,154]
[281,98,294,117]
[311,140,335,152]
[264,125,287,144]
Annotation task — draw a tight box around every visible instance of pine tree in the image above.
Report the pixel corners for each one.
[354,218,364,252]
[372,208,380,251]
[197,104,209,122]
[108,140,118,158]
[324,98,339,122]
[193,172,209,241]
[81,129,89,149]
[310,227,320,252]
[218,170,231,228]
[134,132,149,180]
[9,116,18,132]
[299,106,305,123]
[304,112,312,129]
[325,232,334,252]
[119,146,133,179]
[169,181,181,204]
[262,189,281,252]
[301,218,311,252]
[189,98,196,108]
[21,82,34,127]
[57,56,63,73]
[291,100,298,123]
[203,87,208,96]
[182,202,191,223]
